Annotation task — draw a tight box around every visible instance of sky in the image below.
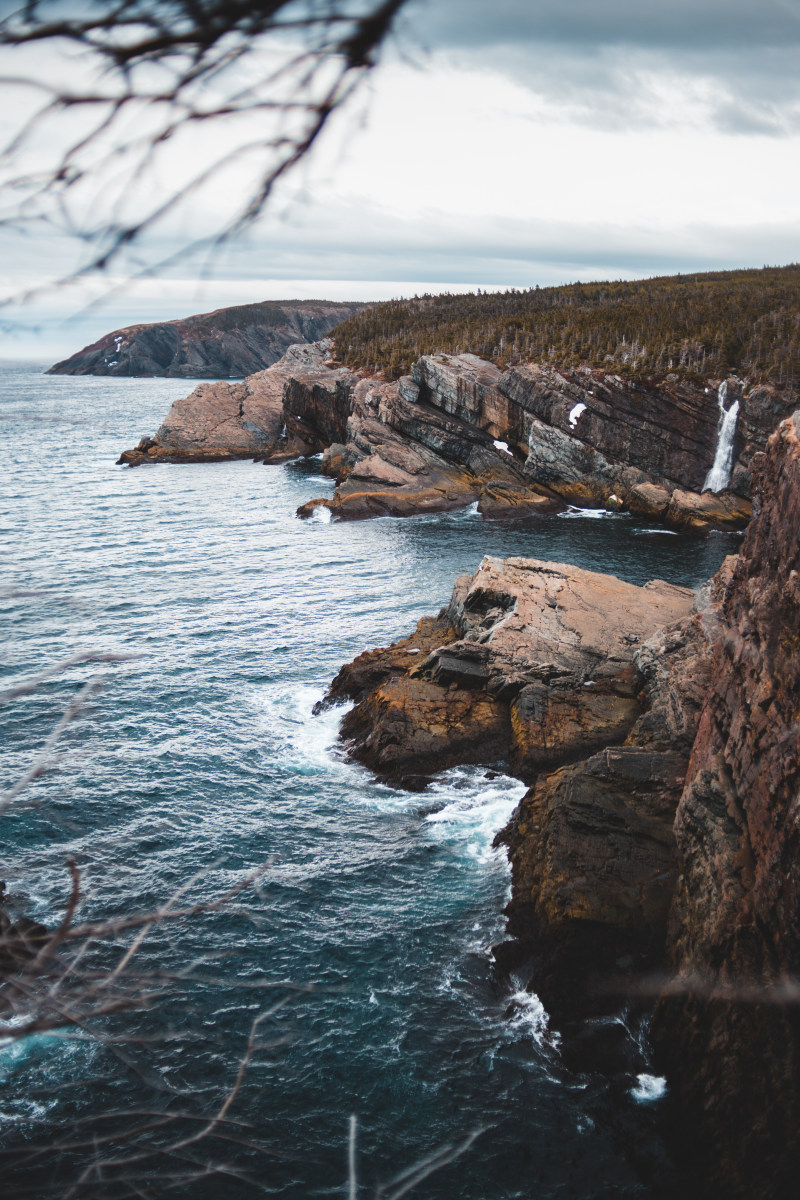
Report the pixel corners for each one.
[0,0,798,357]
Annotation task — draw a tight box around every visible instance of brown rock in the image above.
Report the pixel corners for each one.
[666,486,751,532]
[325,555,694,785]
[118,340,357,465]
[496,567,729,1018]
[650,412,800,1199]
[296,376,560,521]
[499,746,685,1019]
[627,482,672,518]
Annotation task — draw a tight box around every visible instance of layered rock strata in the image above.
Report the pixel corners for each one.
[321,555,694,790]
[297,353,790,530]
[119,340,794,532]
[297,376,560,521]
[50,300,365,377]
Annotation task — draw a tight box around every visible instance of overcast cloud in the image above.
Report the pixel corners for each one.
[1,0,798,355]
[404,0,800,135]
[409,0,800,51]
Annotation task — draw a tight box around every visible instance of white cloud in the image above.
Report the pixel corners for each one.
[0,3,798,355]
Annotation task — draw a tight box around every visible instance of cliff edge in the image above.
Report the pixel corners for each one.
[320,408,800,1197]
[120,341,796,535]
[650,412,800,1198]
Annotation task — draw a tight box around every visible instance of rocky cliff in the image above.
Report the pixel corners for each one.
[320,408,800,1196]
[295,352,790,531]
[117,341,359,466]
[49,300,365,378]
[119,338,795,534]
[650,413,800,1198]
[322,557,694,786]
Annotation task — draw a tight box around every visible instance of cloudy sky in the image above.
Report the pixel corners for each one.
[1,0,798,356]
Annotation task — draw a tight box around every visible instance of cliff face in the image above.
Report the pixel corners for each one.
[410,354,792,527]
[297,375,559,521]
[321,553,694,789]
[321,408,800,1197]
[49,300,366,378]
[294,352,792,531]
[118,339,795,536]
[650,413,800,1198]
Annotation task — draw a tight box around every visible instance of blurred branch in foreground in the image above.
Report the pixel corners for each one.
[0,652,291,1196]
[0,0,411,294]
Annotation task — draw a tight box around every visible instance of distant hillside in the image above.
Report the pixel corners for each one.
[48,299,368,378]
[334,265,799,389]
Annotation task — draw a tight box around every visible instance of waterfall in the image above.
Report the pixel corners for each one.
[703,381,740,493]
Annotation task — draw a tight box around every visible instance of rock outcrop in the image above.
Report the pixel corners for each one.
[117,341,358,465]
[49,300,366,378]
[497,561,731,1019]
[295,353,794,531]
[119,337,795,533]
[297,375,560,521]
[321,556,694,787]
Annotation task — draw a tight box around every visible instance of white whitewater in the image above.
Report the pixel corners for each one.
[704,380,740,492]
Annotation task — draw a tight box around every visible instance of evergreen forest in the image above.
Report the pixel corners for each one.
[333,264,800,389]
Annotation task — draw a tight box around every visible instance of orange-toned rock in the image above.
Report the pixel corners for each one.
[666,486,751,532]
[627,481,671,518]
[495,563,729,1016]
[324,555,694,784]
[118,340,357,465]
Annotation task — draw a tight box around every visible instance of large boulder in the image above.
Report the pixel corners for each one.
[322,555,693,785]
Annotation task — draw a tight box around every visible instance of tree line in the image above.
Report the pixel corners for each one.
[333,265,800,390]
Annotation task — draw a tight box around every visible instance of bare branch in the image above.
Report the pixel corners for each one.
[0,0,412,291]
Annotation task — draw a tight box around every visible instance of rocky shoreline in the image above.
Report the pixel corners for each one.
[320,411,800,1198]
[114,337,800,1191]
[118,340,795,534]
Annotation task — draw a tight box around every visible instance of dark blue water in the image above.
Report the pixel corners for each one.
[0,361,739,1198]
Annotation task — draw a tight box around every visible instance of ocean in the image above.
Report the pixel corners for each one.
[0,361,738,1198]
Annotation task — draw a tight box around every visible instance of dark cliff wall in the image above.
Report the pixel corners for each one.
[412,353,795,503]
[49,300,367,378]
[651,412,800,1199]
[317,406,800,1197]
